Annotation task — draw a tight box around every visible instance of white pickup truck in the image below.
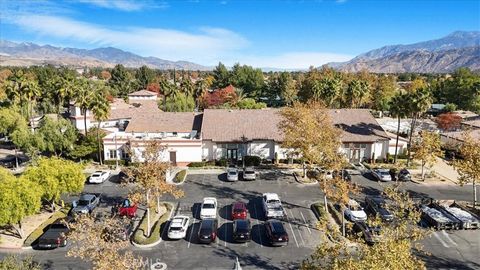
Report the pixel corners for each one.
[262,193,285,219]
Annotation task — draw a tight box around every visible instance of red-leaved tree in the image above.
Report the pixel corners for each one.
[435,113,462,131]
[199,85,237,108]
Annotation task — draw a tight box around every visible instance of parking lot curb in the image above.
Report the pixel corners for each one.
[131,202,174,249]
[293,172,318,185]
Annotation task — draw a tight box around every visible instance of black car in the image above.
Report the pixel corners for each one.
[233,219,251,242]
[264,219,288,246]
[397,169,411,182]
[198,218,218,244]
[37,221,69,249]
[365,196,394,222]
[351,221,382,245]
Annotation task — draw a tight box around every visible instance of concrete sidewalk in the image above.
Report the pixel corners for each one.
[411,157,460,185]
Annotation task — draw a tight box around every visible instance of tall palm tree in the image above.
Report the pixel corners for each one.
[193,79,208,109]
[345,79,370,108]
[159,78,179,111]
[405,88,432,166]
[389,93,408,163]
[90,87,110,165]
[74,78,94,135]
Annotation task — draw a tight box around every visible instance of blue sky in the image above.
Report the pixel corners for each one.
[0,0,479,68]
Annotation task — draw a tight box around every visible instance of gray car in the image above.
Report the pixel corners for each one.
[71,194,100,215]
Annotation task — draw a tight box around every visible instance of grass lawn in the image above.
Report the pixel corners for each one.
[23,207,71,247]
[173,170,187,184]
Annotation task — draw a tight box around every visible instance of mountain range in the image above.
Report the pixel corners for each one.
[0,40,208,70]
[327,31,480,73]
[0,31,479,73]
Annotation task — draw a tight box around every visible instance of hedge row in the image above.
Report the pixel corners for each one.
[132,203,172,245]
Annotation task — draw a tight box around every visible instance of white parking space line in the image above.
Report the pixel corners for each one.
[223,203,227,247]
[289,209,305,246]
[433,231,449,248]
[441,230,458,246]
[285,210,299,248]
[300,211,312,234]
[187,205,197,248]
[253,203,263,248]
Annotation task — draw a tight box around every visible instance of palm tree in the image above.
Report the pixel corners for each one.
[193,79,208,109]
[159,78,179,111]
[90,88,110,165]
[345,79,370,108]
[405,88,432,166]
[389,93,408,163]
[74,78,94,135]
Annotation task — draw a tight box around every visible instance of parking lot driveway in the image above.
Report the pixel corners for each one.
[152,173,325,269]
[420,230,480,270]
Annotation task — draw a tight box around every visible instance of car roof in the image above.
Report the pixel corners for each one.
[234,219,250,228]
[233,202,246,209]
[200,218,216,227]
[244,167,255,170]
[80,194,96,200]
[267,219,285,232]
[377,169,390,172]
[203,197,216,204]
[263,193,280,200]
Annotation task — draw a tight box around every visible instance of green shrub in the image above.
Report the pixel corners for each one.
[311,202,328,222]
[132,203,172,245]
[173,170,187,183]
[103,160,126,166]
[215,158,228,167]
[244,155,261,166]
[188,162,206,167]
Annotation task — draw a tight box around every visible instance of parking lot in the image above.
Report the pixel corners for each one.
[1,169,479,269]
[150,171,324,269]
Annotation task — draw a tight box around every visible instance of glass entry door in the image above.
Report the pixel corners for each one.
[227,149,238,162]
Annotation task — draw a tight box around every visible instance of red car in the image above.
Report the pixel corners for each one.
[231,202,248,220]
[117,199,137,218]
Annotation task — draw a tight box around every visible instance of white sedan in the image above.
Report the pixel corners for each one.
[200,197,217,219]
[371,169,392,182]
[167,215,190,239]
[227,168,239,181]
[344,199,367,222]
[89,171,110,184]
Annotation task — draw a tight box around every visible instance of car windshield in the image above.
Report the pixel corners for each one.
[267,199,280,204]
[234,208,244,213]
[380,172,390,176]
[92,174,101,177]
[235,221,250,232]
[203,203,215,209]
[170,225,182,231]
[350,205,362,211]
[271,222,286,234]
[228,171,237,175]
[245,170,255,174]
[78,199,90,206]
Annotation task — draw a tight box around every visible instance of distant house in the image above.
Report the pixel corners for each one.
[385,131,408,156]
[440,129,480,149]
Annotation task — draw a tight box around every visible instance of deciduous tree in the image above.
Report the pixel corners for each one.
[434,112,462,131]
[453,132,480,208]
[36,117,77,157]
[412,131,443,180]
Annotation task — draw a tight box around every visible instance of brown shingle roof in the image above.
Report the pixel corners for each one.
[128,90,158,97]
[461,119,480,129]
[201,108,388,143]
[107,99,161,120]
[202,109,283,142]
[125,112,198,133]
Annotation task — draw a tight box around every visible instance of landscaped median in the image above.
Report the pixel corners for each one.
[172,169,187,185]
[310,202,350,244]
[23,206,71,248]
[131,202,173,248]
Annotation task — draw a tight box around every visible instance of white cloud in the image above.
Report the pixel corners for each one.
[4,13,249,63]
[77,0,168,11]
[229,52,353,70]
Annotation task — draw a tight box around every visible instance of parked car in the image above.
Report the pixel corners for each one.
[231,201,248,220]
[242,167,256,181]
[168,215,190,240]
[200,197,217,219]
[71,194,100,215]
[37,221,69,249]
[233,219,251,242]
[264,219,289,246]
[371,168,392,182]
[344,199,367,222]
[397,169,411,182]
[262,193,285,219]
[351,221,382,245]
[227,168,239,181]
[88,170,111,184]
[365,196,394,222]
[112,198,137,218]
[198,218,218,244]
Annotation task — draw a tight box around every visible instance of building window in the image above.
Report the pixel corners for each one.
[109,150,117,159]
